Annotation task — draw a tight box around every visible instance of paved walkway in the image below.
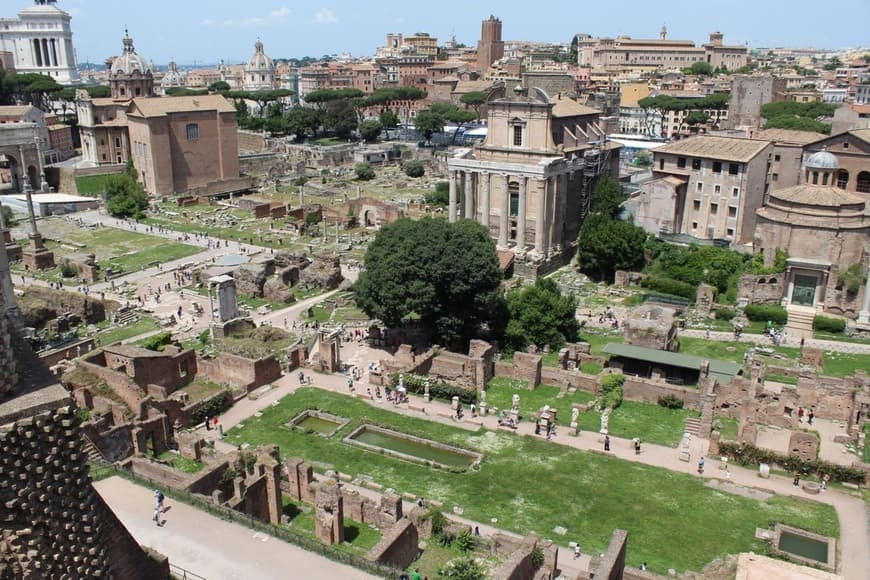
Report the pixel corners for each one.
[95,476,378,580]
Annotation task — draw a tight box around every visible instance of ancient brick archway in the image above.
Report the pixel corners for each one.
[0,125,43,193]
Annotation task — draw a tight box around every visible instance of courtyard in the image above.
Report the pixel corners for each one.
[225,387,839,573]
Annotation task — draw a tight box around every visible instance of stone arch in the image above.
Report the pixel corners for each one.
[363,209,376,227]
[0,153,21,193]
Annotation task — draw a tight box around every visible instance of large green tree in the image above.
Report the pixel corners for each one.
[505,277,579,353]
[589,176,626,219]
[354,218,504,348]
[104,172,148,219]
[414,108,445,144]
[459,91,488,121]
[577,214,647,281]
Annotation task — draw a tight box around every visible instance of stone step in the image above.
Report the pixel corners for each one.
[684,418,701,436]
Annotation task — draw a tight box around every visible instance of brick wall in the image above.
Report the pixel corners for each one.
[623,377,702,410]
[366,519,419,570]
[198,351,281,392]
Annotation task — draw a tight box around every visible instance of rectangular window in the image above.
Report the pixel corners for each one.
[696,182,703,192]
[186,123,200,140]
[714,184,721,193]
[729,163,740,175]
[693,200,701,211]
[691,221,698,229]
[677,157,686,168]
[732,187,740,196]
[774,154,781,162]
[512,125,523,146]
[712,161,722,173]
[772,173,778,181]
[727,228,735,237]
[728,206,737,218]
[710,203,718,215]
[692,158,701,170]
[114,137,121,148]
[659,158,665,170]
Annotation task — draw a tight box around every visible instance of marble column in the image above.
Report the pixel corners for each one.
[498,175,509,248]
[481,173,491,229]
[448,171,457,223]
[535,178,548,254]
[857,267,870,326]
[464,171,475,220]
[516,177,527,250]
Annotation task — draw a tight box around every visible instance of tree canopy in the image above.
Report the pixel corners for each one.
[358,119,382,142]
[104,171,148,219]
[577,214,647,281]
[760,101,834,135]
[505,277,579,353]
[589,176,626,219]
[414,108,445,143]
[459,91,488,120]
[682,61,714,76]
[353,217,504,348]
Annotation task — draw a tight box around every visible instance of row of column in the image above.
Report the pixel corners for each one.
[32,38,64,68]
[448,169,561,256]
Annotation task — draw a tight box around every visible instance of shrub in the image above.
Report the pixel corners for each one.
[743,304,788,325]
[198,329,211,345]
[531,547,545,570]
[425,181,449,206]
[455,530,475,553]
[404,160,425,178]
[813,315,845,334]
[139,331,172,351]
[191,392,232,425]
[599,373,624,409]
[837,263,864,294]
[640,276,696,300]
[717,441,867,484]
[391,373,477,404]
[714,307,736,321]
[60,261,78,278]
[658,394,685,409]
[355,162,375,181]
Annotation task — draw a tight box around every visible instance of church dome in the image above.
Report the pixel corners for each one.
[806,150,839,170]
[246,39,274,73]
[110,31,151,76]
[161,61,184,87]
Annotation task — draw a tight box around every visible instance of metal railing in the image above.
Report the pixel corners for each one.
[170,563,208,580]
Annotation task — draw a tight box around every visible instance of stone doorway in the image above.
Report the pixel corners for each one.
[791,274,818,307]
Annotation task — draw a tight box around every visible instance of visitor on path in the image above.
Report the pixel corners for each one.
[821,473,830,490]
[640,562,647,571]
[808,409,814,425]
[604,435,610,452]
[298,370,305,385]
[411,569,422,580]
[155,489,165,512]
[204,415,211,431]
[793,471,801,487]
[574,544,581,559]
[797,407,804,423]
[474,526,480,537]
[698,457,705,474]
[153,505,162,526]
[634,439,641,455]
[418,497,424,508]
[470,403,476,417]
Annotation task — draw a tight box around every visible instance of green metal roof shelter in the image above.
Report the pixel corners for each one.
[602,343,743,384]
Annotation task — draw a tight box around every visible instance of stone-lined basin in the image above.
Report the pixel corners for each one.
[287,410,348,437]
[343,424,482,470]
[772,524,836,571]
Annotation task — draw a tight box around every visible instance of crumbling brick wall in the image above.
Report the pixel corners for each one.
[366,519,419,570]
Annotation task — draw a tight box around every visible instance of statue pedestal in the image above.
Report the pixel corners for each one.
[570,421,579,436]
[22,234,54,271]
[479,402,487,416]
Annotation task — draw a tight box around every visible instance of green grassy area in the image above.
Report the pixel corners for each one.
[303,305,332,323]
[714,416,740,441]
[227,388,838,574]
[156,451,204,474]
[74,173,113,196]
[406,540,469,578]
[180,379,226,403]
[95,316,160,346]
[763,373,798,385]
[822,351,870,378]
[486,378,696,447]
[282,495,379,555]
[580,362,603,375]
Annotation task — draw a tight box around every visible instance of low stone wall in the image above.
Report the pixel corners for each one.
[540,367,600,393]
[623,377,702,410]
[125,456,195,490]
[185,460,231,496]
[197,351,281,392]
[592,529,628,580]
[40,339,96,367]
[75,357,144,411]
[366,518,419,570]
[493,352,542,388]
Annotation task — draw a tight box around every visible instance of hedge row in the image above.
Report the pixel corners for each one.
[390,373,478,404]
[743,304,788,325]
[813,315,846,334]
[713,307,736,321]
[639,276,696,300]
[717,441,867,484]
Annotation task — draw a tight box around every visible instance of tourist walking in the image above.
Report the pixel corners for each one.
[808,409,814,425]
[153,505,162,526]
[634,439,641,455]
[793,471,801,487]
[574,544,581,559]
[797,407,804,423]
[604,435,610,452]
[821,473,830,490]
[698,456,705,475]
[155,489,165,512]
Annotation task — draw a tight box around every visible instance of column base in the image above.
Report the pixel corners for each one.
[857,311,870,330]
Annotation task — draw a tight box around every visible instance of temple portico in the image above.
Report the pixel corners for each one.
[446,86,620,275]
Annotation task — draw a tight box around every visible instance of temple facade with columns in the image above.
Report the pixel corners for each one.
[446,86,620,276]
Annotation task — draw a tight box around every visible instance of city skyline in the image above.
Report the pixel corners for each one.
[40,0,870,66]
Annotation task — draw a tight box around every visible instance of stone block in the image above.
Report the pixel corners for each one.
[788,431,819,462]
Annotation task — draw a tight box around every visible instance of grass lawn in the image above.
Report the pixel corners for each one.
[227,388,838,573]
[180,379,226,403]
[74,174,114,195]
[156,451,203,474]
[282,495,380,555]
[822,351,870,378]
[54,227,202,274]
[763,373,798,385]
[486,378,695,447]
[95,316,160,345]
[714,416,740,441]
[406,541,471,578]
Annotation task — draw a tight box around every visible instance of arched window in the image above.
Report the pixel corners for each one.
[186,123,199,140]
[858,171,870,194]
[836,170,849,189]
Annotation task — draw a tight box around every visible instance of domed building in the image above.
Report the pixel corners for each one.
[754,150,869,318]
[107,30,154,100]
[243,39,276,91]
[160,60,185,94]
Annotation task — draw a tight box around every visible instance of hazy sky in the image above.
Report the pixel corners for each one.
[32,0,870,65]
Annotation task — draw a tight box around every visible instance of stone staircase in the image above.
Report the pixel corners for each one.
[114,309,138,326]
[81,435,107,464]
[785,305,815,340]
[684,417,701,436]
